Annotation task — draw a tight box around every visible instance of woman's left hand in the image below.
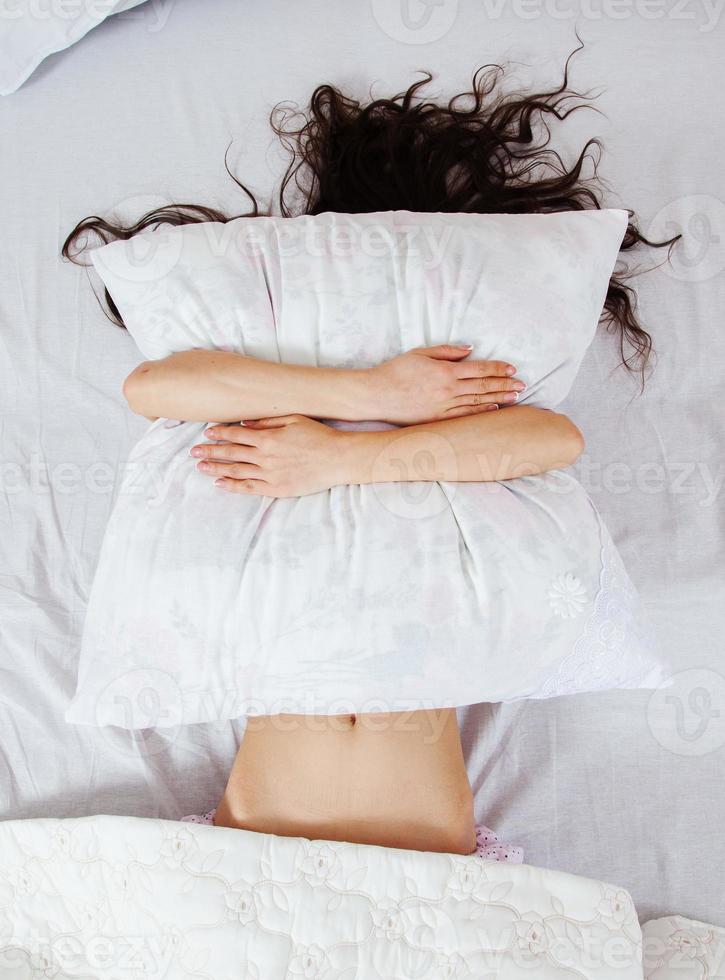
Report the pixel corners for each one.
[191,415,346,497]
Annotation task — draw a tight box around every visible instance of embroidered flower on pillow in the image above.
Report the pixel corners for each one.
[548,573,587,618]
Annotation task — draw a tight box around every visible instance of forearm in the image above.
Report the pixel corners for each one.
[195,405,583,496]
[335,406,584,484]
[123,350,374,422]
[123,343,526,426]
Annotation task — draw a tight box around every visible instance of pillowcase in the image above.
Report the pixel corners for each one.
[0,0,148,95]
[91,209,626,406]
[66,210,667,729]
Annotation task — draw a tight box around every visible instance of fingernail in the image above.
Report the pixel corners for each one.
[506,365,517,376]
[190,447,203,457]
[214,479,225,487]
[486,404,499,411]
[205,428,218,438]
[460,343,473,350]
[504,392,519,403]
[197,461,211,471]
[513,381,526,392]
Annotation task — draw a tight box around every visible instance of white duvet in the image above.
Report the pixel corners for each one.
[643,916,725,979]
[0,814,646,979]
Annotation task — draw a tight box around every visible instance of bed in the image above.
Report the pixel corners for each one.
[1,0,723,930]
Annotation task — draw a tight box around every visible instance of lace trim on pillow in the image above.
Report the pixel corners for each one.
[531,512,659,698]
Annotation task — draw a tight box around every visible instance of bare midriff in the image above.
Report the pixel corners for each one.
[215,708,477,855]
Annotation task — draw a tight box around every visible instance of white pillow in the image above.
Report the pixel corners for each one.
[0,0,148,96]
[66,210,666,729]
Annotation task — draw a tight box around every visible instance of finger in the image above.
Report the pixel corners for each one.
[450,390,520,408]
[413,343,474,361]
[196,460,263,480]
[204,424,261,446]
[456,378,525,398]
[453,382,521,405]
[214,477,269,495]
[444,404,500,418]
[190,442,259,463]
[455,360,519,379]
[242,415,302,429]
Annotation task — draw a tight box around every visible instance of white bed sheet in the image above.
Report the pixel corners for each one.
[0,0,723,928]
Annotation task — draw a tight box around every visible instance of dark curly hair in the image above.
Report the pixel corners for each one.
[62,46,679,380]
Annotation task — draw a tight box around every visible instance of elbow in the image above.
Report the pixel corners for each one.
[560,414,585,467]
[122,362,154,416]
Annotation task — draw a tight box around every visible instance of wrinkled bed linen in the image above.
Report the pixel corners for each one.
[0,814,643,980]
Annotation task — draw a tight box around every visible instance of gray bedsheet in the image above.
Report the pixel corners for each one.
[1,0,723,925]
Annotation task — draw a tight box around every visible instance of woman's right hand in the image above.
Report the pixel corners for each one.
[365,345,527,425]
[122,345,527,427]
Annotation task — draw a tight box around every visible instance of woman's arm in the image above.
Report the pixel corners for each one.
[122,345,526,426]
[334,406,584,484]
[193,405,584,497]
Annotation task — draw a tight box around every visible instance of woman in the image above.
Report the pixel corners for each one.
[63,52,675,859]
[135,344,581,861]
